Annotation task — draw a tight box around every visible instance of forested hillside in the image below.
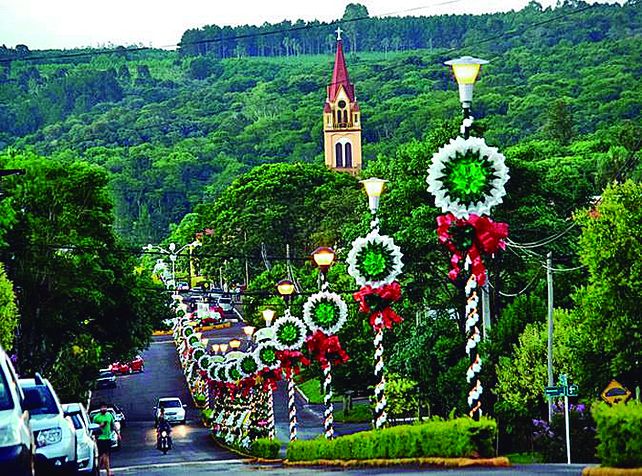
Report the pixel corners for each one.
[0,1,640,243]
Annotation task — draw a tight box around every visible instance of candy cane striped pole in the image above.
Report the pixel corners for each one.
[287,376,298,441]
[464,258,482,420]
[267,387,276,439]
[373,312,388,429]
[322,362,334,439]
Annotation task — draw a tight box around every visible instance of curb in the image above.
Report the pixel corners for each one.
[210,434,283,463]
[583,468,642,476]
[283,456,511,469]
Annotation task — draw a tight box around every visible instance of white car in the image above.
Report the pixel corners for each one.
[0,346,39,476]
[63,403,99,474]
[88,409,121,449]
[217,297,234,312]
[154,397,186,425]
[18,375,77,474]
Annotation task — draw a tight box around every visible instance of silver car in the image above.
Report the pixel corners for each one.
[63,403,99,474]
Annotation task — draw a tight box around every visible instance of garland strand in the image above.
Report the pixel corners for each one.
[287,376,297,441]
[267,387,275,440]
[373,312,387,429]
[323,362,334,439]
[464,260,483,420]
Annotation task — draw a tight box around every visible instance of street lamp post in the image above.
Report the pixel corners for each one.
[444,55,489,421]
[360,179,391,430]
[145,241,202,295]
[276,280,298,442]
[311,247,337,439]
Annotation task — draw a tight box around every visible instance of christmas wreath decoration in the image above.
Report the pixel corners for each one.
[254,341,280,371]
[197,354,211,372]
[207,361,220,381]
[226,362,242,382]
[427,136,509,219]
[302,291,348,335]
[182,326,195,338]
[272,314,307,350]
[237,352,261,378]
[187,334,199,346]
[192,347,206,362]
[347,229,403,288]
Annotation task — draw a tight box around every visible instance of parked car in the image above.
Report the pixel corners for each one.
[217,297,234,313]
[88,409,120,450]
[95,370,116,389]
[62,403,99,475]
[18,374,77,474]
[176,281,189,291]
[153,397,186,425]
[0,345,40,476]
[109,356,144,375]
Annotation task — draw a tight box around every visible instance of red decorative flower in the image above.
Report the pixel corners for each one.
[306,330,349,369]
[436,213,508,285]
[353,282,403,330]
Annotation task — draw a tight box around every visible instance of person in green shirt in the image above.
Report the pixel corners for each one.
[92,402,115,476]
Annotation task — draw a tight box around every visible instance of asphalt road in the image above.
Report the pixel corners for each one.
[92,333,236,473]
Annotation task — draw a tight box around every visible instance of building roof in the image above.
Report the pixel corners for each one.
[327,40,355,102]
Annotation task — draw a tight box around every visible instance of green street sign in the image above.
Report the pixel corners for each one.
[567,384,578,397]
[545,386,564,397]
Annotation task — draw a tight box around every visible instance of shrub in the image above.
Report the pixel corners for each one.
[250,438,282,459]
[286,417,497,461]
[532,402,597,463]
[592,401,642,468]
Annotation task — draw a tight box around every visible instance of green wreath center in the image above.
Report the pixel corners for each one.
[260,347,277,365]
[442,150,495,204]
[229,367,241,381]
[240,357,258,374]
[313,301,339,327]
[356,242,394,281]
[277,323,300,344]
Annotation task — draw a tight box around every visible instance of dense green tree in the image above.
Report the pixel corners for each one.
[0,264,18,350]
[0,150,170,399]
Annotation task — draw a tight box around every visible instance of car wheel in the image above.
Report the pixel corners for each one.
[181,419,186,425]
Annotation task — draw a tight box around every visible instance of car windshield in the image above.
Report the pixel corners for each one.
[23,386,58,415]
[0,371,13,411]
[159,400,181,408]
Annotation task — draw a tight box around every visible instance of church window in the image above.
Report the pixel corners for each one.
[335,143,343,167]
[345,142,353,168]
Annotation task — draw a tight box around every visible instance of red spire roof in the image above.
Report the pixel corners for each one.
[327,40,355,102]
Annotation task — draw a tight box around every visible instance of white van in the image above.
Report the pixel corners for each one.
[0,346,39,476]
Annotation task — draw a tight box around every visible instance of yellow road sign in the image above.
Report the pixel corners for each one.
[601,379,631,405]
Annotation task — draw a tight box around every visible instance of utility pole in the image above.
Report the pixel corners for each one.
[547,252,554,423]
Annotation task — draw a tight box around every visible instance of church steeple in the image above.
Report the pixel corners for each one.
[323,30,362,173]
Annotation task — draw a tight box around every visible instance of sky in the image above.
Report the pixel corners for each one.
[0,0,625,50]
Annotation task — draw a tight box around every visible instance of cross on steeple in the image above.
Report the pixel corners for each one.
[335,26,343,41]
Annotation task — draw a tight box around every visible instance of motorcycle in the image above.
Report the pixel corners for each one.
[157,429,172,454]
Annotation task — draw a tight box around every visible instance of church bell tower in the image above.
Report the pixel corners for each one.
[323,28,362,173]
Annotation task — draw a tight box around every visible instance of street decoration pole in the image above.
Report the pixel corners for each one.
[304,250,349,439]
[427,56,509,420]
[347,178,404,430]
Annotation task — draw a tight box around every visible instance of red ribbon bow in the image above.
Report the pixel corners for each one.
[353,282,403,330]
[436,213,508,285]
[258,368,282,392]
[306,330,349,369]
[275,349,310,379]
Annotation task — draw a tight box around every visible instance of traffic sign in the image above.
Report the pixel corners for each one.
[545,386,564,397]
[567,384,578,397]
[601,379,631,405]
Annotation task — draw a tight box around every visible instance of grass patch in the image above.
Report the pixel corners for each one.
[335,403,372,423]
[297,378,341,404]
[506,452,544,464]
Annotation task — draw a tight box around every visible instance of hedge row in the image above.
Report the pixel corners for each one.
[592,401,642,468]
[250,438,282,459]
[286,417,497,461]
